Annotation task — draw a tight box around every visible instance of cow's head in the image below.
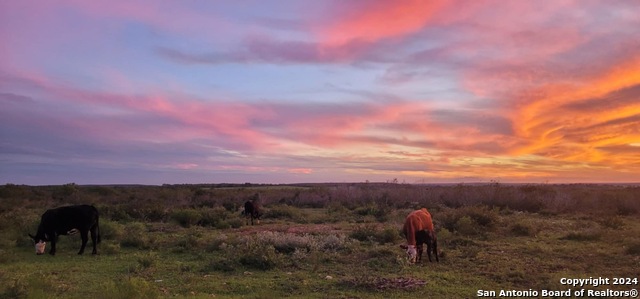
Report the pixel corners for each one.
[399,244,419,263]
[254,210,263,223]
[28,233,47,255]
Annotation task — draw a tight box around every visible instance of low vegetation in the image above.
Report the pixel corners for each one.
[0,182,639,298]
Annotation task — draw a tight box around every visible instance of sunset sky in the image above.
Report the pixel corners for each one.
[1,1,639,185]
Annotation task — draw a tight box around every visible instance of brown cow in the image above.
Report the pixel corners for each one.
[400,208,438,263]
[243,199,262,225]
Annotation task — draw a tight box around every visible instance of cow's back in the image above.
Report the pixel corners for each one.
[403,208,434,246]
[42,205,98,233]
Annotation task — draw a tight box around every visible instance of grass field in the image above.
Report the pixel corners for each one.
[1,183,639,298]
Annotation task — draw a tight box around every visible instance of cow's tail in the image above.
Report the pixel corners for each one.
[96,217,102,244]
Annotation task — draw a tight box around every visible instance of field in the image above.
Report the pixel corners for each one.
[1,183,639,298]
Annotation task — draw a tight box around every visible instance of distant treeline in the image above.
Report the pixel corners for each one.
[1,182,638,217]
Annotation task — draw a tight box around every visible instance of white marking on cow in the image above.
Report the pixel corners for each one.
[67,228,79,235]
[406,245,417,263]
[35,241,46,255]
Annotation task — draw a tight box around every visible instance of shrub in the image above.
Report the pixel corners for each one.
[137,253,158,270]
[560,230,601,241]
[174,233,202,252]
[120,222,148,249]
[214,221,231,229]
[626,243,640,255]
[460,205,500,228]
[436,228,452,245]
[265,205,302,221]
[101,242,121,255]
[99,219,125,240]
[599,216,625,230]
[437,205,500,236]
[204,234,228,252]
[349,225,401,244]
[198,207,229,227]
[202,257,236,273]
[510,222,537,237]
[227,218,244,229]
[353,204,391,222]
[376,227,402,244]
[455,216,478,236]
[171,209,201,228]
[321,234,351,251]
[350,224,377,242]
[236,243,280,270]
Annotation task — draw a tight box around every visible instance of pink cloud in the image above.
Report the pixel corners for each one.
[319,0,450,45]
[288,168,313,174]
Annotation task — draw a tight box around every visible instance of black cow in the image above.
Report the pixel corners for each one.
[243,200,262,225]
[29,205,101,255]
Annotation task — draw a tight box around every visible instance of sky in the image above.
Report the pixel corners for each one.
[1,0,639,185]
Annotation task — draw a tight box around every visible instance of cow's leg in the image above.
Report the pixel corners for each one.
[49,236,57,255]
[426,231,438,262]
[416,244,424,263]
[78,230,89,255]
[433,236,439,262]
[90,226,98,254]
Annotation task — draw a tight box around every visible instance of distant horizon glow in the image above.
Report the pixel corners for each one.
[1,1,639,186]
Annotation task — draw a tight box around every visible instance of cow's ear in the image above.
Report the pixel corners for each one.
[28,234,37,243]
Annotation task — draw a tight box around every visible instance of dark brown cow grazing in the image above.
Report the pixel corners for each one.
[400,208,438,263]
[243,200,262,225]
[29,205,101,255]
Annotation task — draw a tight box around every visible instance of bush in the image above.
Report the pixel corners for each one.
[265,205,302,221]
[174,233,202,252]
[510,222,537,236]
[99,219,125,240]
[120,222,148,249]
[171,209,201,228]
[101,242,121,255]
[227,218,244,229]
[236,243,280,270]
[455,216,478,236]
[350,224,377,242]
[204,234,229,252]
[626,243,640,255]
[198,207,229,227]
[560,230,601,241]
[349,225,401,244]
[137,253,158,270]
[376,227,402,244]
[599,216,625,230]
[438,205,499,234]
[202,257,236,272]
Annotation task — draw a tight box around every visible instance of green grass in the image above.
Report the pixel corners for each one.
[1,183,639,298]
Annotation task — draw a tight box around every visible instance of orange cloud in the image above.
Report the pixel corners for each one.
[511,53,640,168]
